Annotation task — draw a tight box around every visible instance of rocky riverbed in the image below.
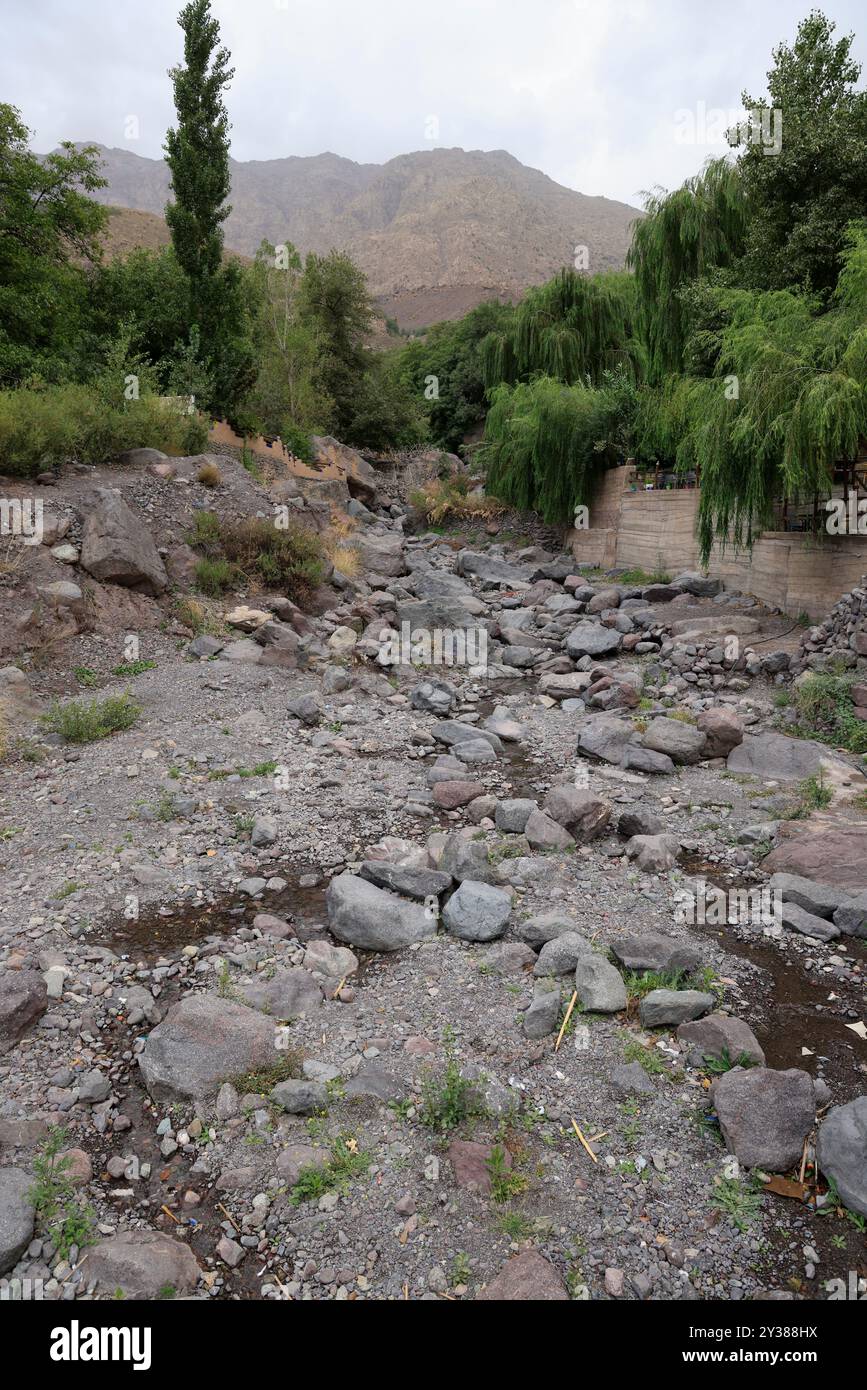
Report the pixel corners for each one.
[1,447,865,1302]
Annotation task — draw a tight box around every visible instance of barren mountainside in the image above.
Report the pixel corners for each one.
[83,144,641,327]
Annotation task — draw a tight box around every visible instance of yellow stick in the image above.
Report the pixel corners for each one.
[555,992,578,1052]
[571,1117,598,1163]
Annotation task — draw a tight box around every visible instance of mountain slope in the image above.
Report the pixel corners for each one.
[84,144,641,327]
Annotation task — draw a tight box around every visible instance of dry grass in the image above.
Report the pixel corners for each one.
[0,702,8,761]
[197,461,222,488]
[324,517,361,579]
[410,473,505,526]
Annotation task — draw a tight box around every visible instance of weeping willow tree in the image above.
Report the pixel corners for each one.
[627,158,748,382]
[636,223,867,563]
[479,269,645,390]
[480,369,638,523]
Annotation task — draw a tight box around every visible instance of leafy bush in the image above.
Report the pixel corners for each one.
[409,470,503,526]
[0,383,207,477]
[188,511,325,605]
[42,692,140,743]
[788,673,867,754]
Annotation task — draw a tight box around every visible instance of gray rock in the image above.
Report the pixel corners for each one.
[781,901,840,942]
[251,817,277,847]
[358,862,452,900]
[727,732,848,782]
[410,678,459,716]
[769,873,848,919]
[494,798,537,834]
[533,931,592,975]
[816,1097,867,1217]
[617,808,664,837]
[0,970,47,1054]
[524,808,574,851]
[610,934,703,975]
[516,911,582,947]
[543,786,610,840]
[576,715,634,765]
[354,532,406,577]
[442,880,512,941]
[641,717,707,765]
[677,1013,766,1067]
[625,833,681,872]
[523,980,561,1038]
[188,634,225,658]
[672,571,722,598]
[287,692,321,726]
[566,622,622,659]
[78,1068,110,1103]
[271,1080,328,1114]
[832,889,867,938]
[430,720,503,753]
[610,1061,656,1096]
[438,832,497,884]
[87,1231,200,1298]
[639,989,714,1028]
[0,1169,35,1274]
[236,967,322,1019]
[138,994,278,1104]
[624,745,675,774]
[80,487,168,594]
[574,955,627,1013]
[456,550,530,585]
[345,1066,409,1102]
[326,873,436,951]
[713,1068,815,1172]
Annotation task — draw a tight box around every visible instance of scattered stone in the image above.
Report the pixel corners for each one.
[713,1068,815,1172]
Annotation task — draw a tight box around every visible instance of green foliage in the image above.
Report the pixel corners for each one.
[734,12,867,297]
[163,1,254,417]
[41,693,141,743]
[481,269,644,390]
[28,1126,96,1260]
[188,510,325,604]
[0,104,107,387]
[400,299,516,450]
[290,1135,370,1205]
[711,1174,764,1232]
[0,382,207,477]
[486,1144,529,1204]
[627,159,748,381]
[420,1030,481,1132]
[787,672,867,754]
[479,368,639,523]
[702,1048,759,1075]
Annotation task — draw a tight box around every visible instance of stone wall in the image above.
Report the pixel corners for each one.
[569,468,867,619]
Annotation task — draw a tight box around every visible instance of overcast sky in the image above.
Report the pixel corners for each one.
[4,0,865,208]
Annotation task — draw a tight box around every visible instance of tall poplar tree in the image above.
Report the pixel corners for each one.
[164,0,254,417]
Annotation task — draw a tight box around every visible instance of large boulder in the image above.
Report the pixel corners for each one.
[87,1231,201,1298]
[353,530,406,578]
[763,825,867,891]
[565,622,622,659]
[625,833,681,872]
[456,551,530,585]
[712,1067,815,1171]
[727,732,847,783]
[0,1168,35,1274]
[80,487,168,594]
[311,434,378,505]
[326,873,436,951]
[442,880,511,941]
[138,994,278,1105]
[816,1097,867,1217]
[641,716,707,765]
[576,715,635,766]
[696,707,744,758]
[0,970,47,1054]
[543,786,610,841]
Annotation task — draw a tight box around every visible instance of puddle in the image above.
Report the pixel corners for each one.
[95,874,328,962]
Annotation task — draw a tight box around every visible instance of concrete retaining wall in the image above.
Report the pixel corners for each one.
[570,467,867,620]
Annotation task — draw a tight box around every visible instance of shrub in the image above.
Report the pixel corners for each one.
[410,471,504,526]
[42,692,140,743]
[788,674,867,755]
[0,384,208,477]
[194,557,236,596]
[197,461,222,487]
[218,517,324,603]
